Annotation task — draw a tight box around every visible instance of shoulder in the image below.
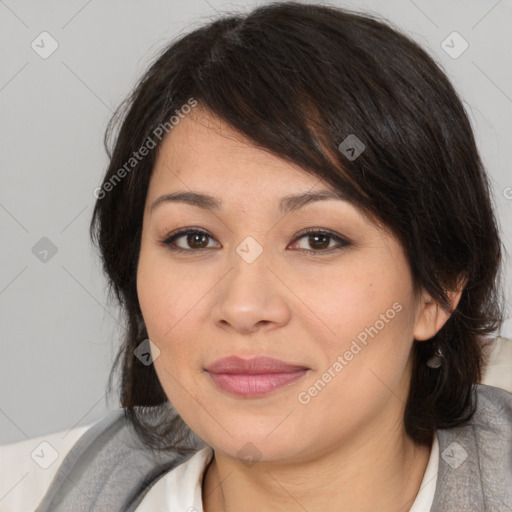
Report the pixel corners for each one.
[432,383,512,510]
[30,406,204,512]
[481,335,512,392]
[454,383,512,461]
[473,382,512,433]
[0,421,95,512]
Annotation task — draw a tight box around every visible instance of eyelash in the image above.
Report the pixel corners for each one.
[160,227,351,256]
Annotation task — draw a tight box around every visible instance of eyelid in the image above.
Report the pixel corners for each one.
[161,227,219,250]
[288,228,352,253]
[160,227,352,253]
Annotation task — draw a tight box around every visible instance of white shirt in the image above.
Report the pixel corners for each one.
[0,424,92,512]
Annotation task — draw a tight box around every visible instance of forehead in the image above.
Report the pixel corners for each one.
[145,105,387,238]
[145,106,387,236]
[149,106,322,193]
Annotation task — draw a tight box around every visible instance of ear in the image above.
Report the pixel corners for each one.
[413,276,467,342]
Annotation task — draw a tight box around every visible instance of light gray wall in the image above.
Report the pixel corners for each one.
[1,0,511,445]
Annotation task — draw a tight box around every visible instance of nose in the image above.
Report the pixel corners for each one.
[212,245,291,334]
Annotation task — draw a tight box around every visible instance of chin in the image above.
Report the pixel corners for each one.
[190,413,309,463]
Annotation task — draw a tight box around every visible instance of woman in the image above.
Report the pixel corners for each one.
[2,2,511,511]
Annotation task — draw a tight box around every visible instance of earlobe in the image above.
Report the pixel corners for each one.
[413,279,466,341]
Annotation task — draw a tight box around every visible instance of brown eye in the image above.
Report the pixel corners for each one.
[161,227,351,255]
[185,232,209,249]
[289,229,351,254]
[306,233,330,250]
[162,228,219,252]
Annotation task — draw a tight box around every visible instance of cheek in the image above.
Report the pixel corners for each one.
[137,247,203,341]
[307,264,408,344]
[306,262,416,391]
[136,248,215,398]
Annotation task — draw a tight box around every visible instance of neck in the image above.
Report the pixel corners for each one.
[202,425,433,512]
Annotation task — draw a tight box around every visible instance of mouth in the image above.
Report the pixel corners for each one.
[205,356,310,397]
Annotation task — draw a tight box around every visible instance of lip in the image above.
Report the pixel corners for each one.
[206,356,309,374]
[205,356,309,397]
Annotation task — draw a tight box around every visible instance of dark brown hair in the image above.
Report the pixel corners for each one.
[90,1,506,450]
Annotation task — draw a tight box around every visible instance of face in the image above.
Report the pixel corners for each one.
[136,106,438,464]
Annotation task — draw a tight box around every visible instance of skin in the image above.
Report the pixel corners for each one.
[136,105,464,512]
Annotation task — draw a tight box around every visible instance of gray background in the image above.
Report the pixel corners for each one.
[1,0,511,445]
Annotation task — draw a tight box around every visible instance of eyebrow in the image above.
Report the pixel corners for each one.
[150,189,350,215]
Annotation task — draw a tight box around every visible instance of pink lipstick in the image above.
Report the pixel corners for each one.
[205,356,309,397]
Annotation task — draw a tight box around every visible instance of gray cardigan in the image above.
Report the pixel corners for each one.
[34,383,512,511]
